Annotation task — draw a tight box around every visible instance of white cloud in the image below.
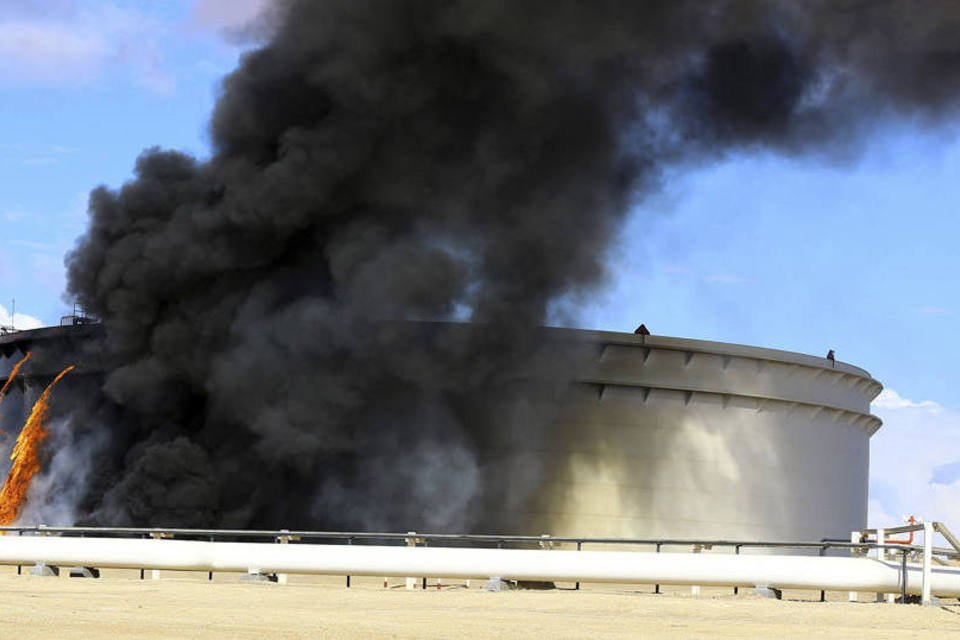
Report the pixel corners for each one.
[188,0,275,43]
[873,388,942,412]
[0,304,43,331]
[0,20,107,85]
[190,0,271,31]
[0,3,173,92]
[869,388,960,528]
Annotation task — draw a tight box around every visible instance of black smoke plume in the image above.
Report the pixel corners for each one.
[64,1,960,529]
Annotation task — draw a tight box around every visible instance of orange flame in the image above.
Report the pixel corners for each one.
[0,364,75,525]
[0,351,31,401]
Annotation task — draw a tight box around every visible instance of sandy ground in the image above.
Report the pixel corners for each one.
[2,568,959,639]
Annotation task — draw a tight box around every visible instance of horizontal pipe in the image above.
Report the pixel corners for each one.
[863,524,924,536]
[1,536,959,596]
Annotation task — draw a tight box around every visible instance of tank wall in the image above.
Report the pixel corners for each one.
[487,333,880,542]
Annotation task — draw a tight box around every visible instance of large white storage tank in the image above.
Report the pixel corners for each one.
[1,324,881,541]
[501,330,882,542]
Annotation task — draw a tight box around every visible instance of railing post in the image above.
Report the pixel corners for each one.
[139,533,147,580]
[690,544,704,597]
[922,520,933,605]
[422,538,429,590]
[347,537,352,588]
[733,545,741,595]
[149,532,172,580]
[818,545,826,602]
[654,543,661,595]
[405,531,420,590]
[875,527,886,603]
[275,529,299,585]
[900,548,908,604]
[575,541,582,591]
[848,531,860,602]
[208,535,214,581]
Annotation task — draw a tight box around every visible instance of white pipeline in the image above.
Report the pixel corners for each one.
[1,536,958,596]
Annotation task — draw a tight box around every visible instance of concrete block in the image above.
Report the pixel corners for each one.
[752,585,782,600]
[28,563,59,577]
[484,577,518,592]
[241,571,278,583]
[68,567,100,578]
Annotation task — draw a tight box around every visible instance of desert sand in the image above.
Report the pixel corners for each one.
[1,569,959,639]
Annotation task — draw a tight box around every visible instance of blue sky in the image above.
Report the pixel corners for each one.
[1,1,958,529]
[582,124,960,403]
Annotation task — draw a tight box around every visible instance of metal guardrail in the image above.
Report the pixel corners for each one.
[0,524,944,552]
[0,525,954,603]
[2,525,956,557]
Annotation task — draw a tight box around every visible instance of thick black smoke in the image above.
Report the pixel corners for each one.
[64,1,960,529]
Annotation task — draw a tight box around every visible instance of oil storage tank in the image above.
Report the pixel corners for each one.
[0,324,881,542]
[497,329,883,543]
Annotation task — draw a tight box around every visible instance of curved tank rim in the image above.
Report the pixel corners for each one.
[545,326,880,385]
[0,324,103,346]
[0,322,880,387]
